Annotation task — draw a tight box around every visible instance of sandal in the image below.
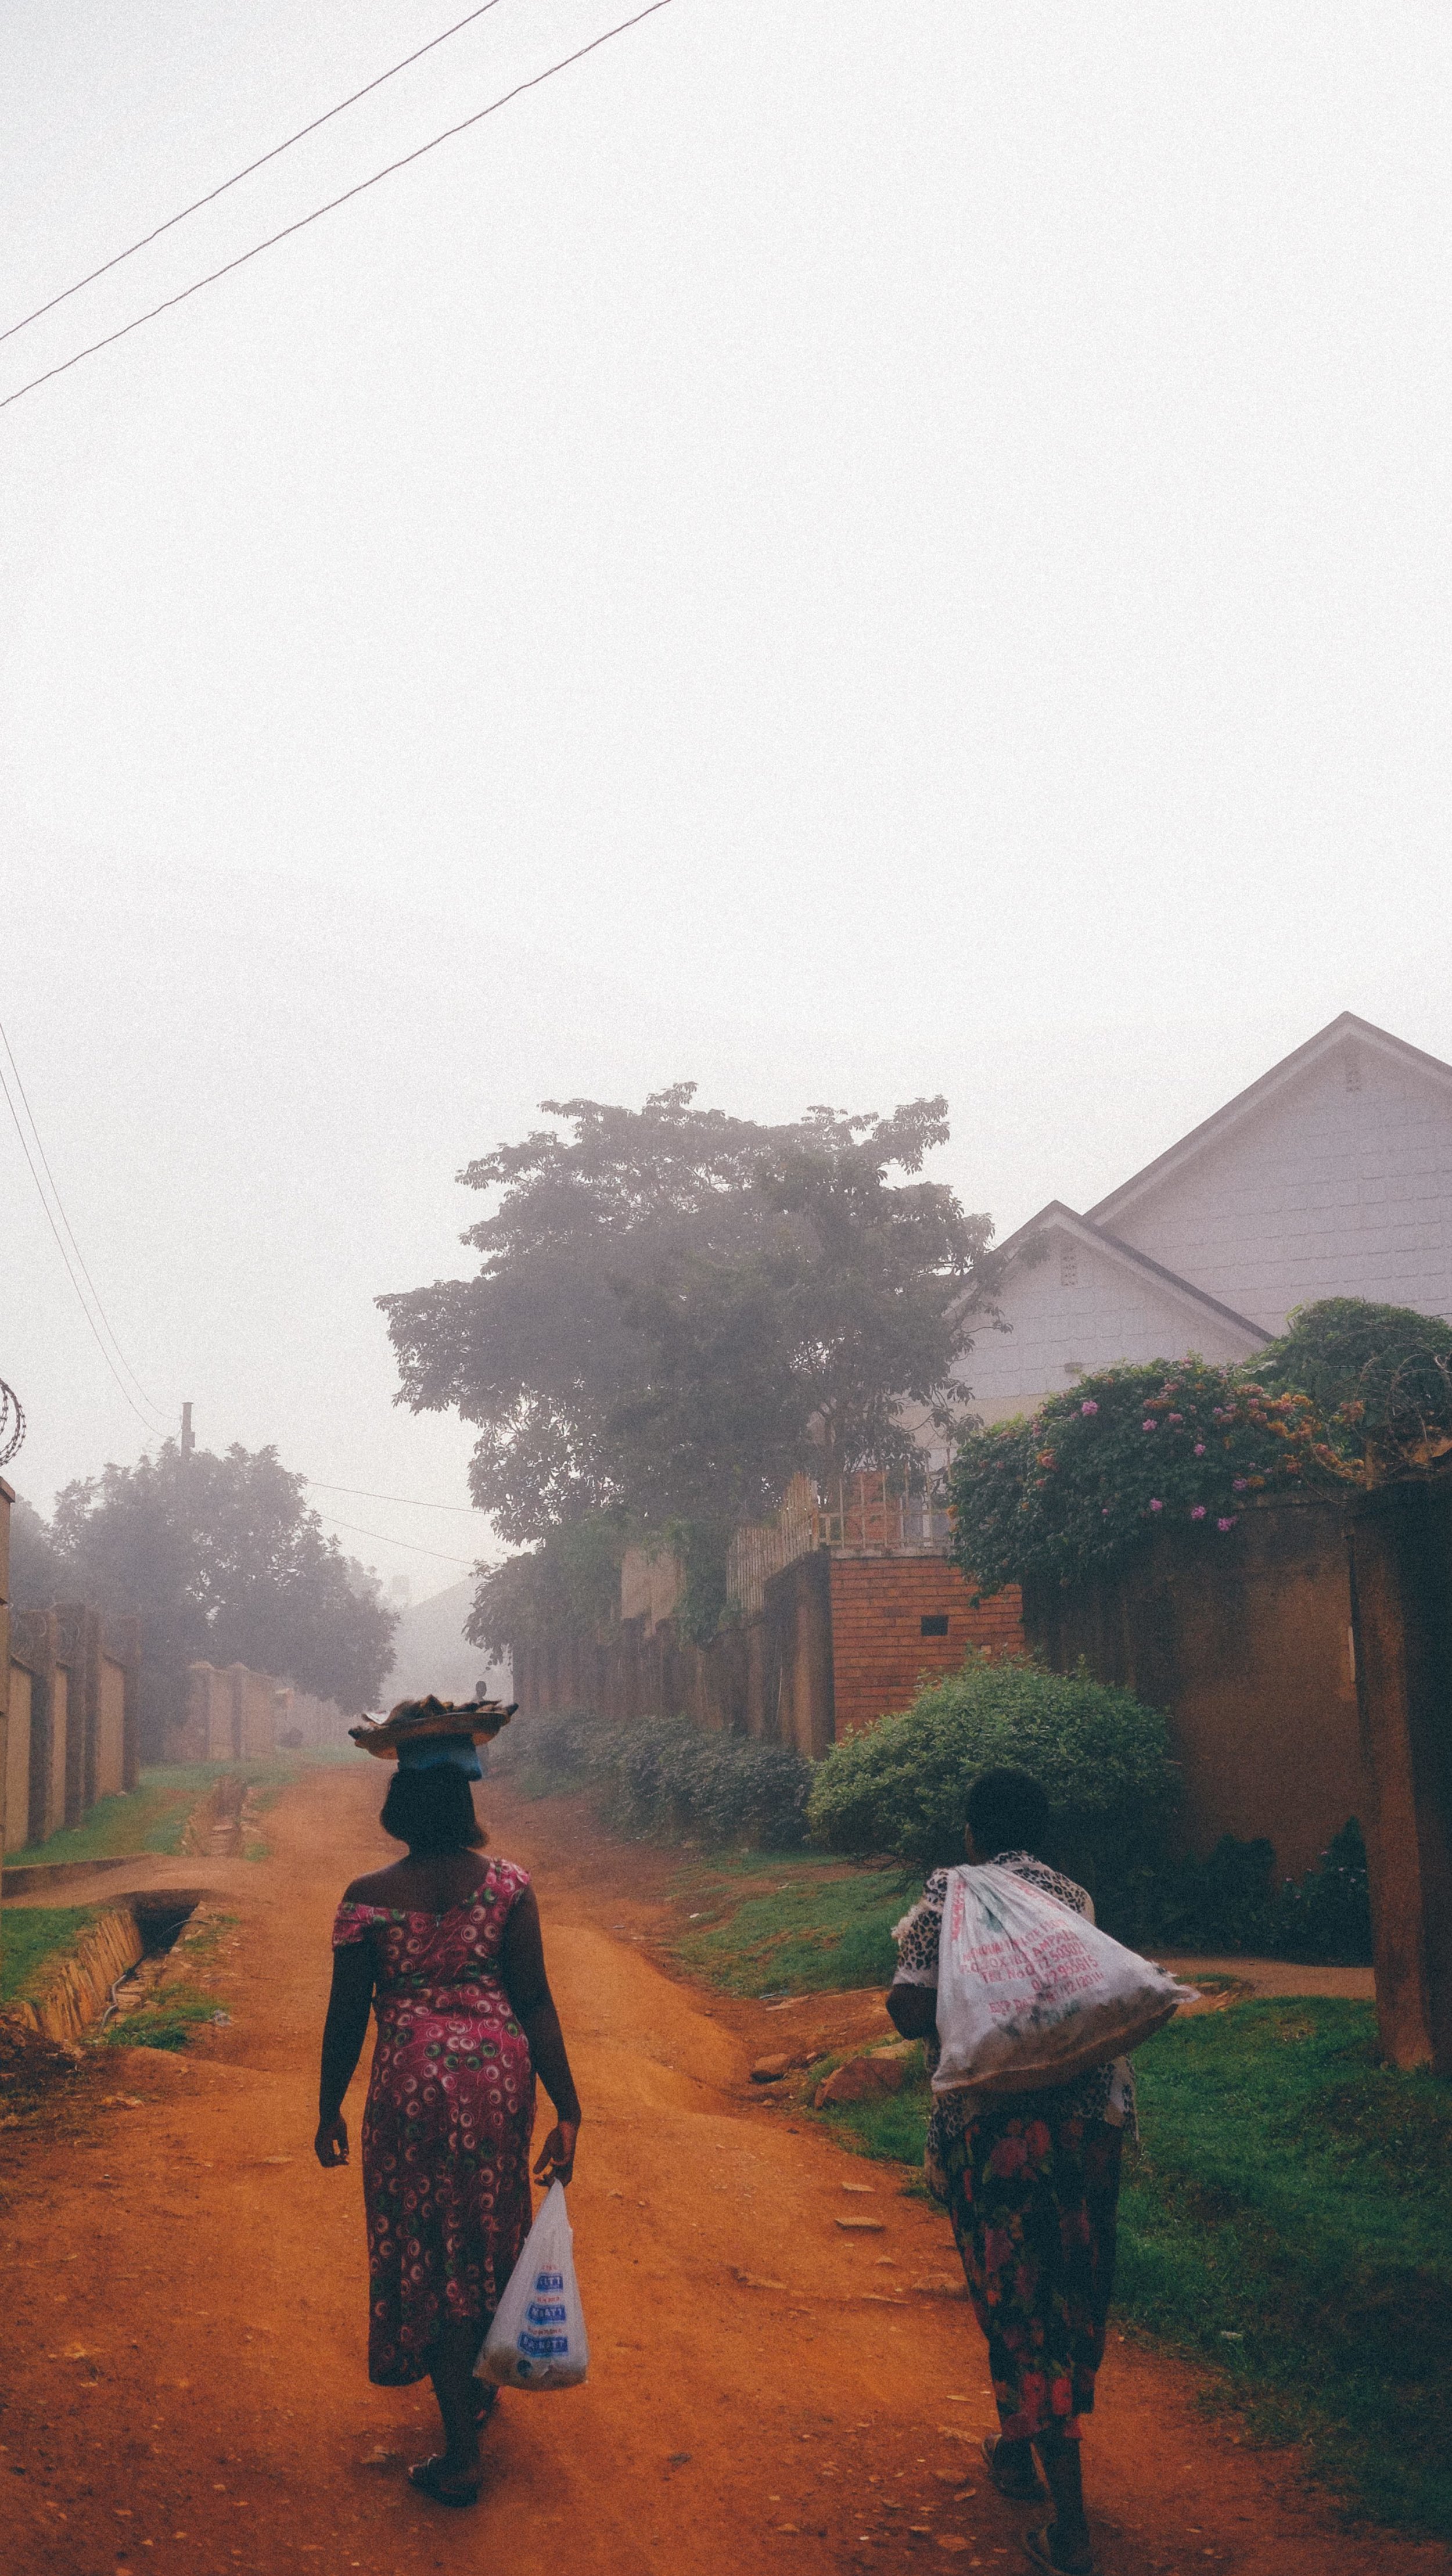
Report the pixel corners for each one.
[408,2456,481,2508]
[1025,2520,1097,2575]
[983,2436,1048,2502]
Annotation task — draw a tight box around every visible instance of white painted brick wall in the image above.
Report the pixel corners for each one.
[1110,1050,1452,1332]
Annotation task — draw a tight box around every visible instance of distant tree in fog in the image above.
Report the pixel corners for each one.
[379,1085,1001,1547]
[8,1492,67,1604]
[36,1442,397,1756]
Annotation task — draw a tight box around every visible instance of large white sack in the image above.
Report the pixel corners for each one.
[476,2180,589,2390]
[931,1863,1195,2097]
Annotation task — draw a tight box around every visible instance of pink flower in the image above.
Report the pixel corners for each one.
[1194,1442,1206,1456]
[1191,1504,1207,1520]
[1168,1412,1184,1425]
[1080,1399,1099,1415]
[1142,1420,1158,1432]
[1148,1497,1163,1512]
[1232,1477,1247,1491]
[1218,1515,1238,1532]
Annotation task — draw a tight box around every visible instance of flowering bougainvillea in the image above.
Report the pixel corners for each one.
[950,1356,1334,1596]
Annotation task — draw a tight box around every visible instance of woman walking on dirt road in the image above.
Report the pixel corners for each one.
[315,1701,581,2507]
[887,1767,1131,2576]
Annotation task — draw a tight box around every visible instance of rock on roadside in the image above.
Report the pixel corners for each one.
[814,2042,918,2108]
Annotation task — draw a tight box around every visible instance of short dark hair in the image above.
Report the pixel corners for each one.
[966,1766,1051,1860]
[380,1764,484,1855]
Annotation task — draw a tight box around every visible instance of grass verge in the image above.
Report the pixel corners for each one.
[16,1749,357,1869]
[0,1906,103,2008]
[666,1849,917,1995]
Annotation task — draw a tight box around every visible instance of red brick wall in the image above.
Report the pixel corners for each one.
[828,1557,1024,1740]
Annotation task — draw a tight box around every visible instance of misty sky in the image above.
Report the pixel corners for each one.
[3,1,1451,1597]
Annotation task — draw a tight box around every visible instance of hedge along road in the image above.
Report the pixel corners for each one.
[2,1766,1447,2576]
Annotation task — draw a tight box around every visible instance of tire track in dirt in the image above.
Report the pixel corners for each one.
[1,1765,1447,2576]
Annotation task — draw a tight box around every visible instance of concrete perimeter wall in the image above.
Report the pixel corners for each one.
[167,1661,286,1765]
[3,1549,142,1855]
[1023,1494,1362,1882]
[513,1549,1026,1759]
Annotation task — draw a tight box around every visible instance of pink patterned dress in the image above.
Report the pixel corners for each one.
[332,1859,535,2385]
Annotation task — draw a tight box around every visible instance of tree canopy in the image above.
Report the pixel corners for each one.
[29,1441,397,1754]
[1255,1298,1452,1474]
[379,1086,1000,1551]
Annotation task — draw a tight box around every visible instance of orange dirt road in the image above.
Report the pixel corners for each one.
[1,1767,1448,2576]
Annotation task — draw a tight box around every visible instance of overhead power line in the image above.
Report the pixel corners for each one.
[0,0,511,350]
[0,0,677,416]
[0,1025,169,1438]
[0,1011,167,1426]
[304,1478,485,1513]
[314,1508,487,1568]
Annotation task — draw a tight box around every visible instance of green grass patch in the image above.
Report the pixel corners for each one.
[1119,1998,1452,2535]
[17,1749,358,1868]
[668,1850,917,1995]
[102,1982,222,2053]
[0,1905,103,2007]
[808,2040,932,2167]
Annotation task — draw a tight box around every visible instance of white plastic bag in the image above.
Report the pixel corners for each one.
[931,1863,1195,2097]
[476,2181,589,2390]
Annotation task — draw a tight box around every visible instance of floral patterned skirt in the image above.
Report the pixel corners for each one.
[935,2093,1123,2442]
[361,1998,535,2386]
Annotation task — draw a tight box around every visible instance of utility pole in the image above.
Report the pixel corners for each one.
[181,1402,194,1465]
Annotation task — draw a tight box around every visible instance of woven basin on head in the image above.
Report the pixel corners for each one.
[348,1694,518,1761]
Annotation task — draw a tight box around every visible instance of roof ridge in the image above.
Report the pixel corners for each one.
[994,1201,1270,1342]
[1088,1013,1452,1227]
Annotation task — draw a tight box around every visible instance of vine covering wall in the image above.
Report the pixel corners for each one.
[950,1357,1334,1596]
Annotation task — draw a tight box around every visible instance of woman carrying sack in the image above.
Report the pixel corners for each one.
[887,1767,1143,2576]
[315,1699,582,2507]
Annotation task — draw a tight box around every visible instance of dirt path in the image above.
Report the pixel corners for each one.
[1,1769,1446,2576]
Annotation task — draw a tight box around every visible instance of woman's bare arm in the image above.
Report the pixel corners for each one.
[501,1887,581,2183]
[315,1939,376,2166]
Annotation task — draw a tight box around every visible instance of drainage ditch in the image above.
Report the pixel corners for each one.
[102,1896,204,2031]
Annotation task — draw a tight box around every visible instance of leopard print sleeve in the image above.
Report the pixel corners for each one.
[892,1866,949,1986]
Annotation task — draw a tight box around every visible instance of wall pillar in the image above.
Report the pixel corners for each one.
[0,1478,12,1864]
[118,1615,142,1791]
[1348,1482,1452,2074]
[56,1603,89,1826]
[12,1609,60,1842]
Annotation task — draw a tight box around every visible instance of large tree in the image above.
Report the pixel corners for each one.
[379,1086,1000,1552]
[38,1442,397,1755]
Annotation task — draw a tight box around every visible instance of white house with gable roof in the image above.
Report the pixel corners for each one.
[964,1013,1452,1424]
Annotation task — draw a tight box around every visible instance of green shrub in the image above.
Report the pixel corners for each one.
[601,1716,811,1848]
[496,1708,813,1849]
[950,1358,1328,1596]
[806,1651,1177,1902]
[490,1708,602,1798]
[1133,1820,1372,1964]
[1257,1297,1452,1475]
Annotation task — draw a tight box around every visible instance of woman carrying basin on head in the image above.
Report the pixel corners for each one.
[315,1697,581,2507]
